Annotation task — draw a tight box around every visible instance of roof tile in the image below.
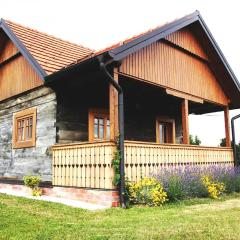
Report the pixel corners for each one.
[5,20,94,75]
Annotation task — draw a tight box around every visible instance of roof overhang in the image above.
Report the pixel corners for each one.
[45,11,240,109]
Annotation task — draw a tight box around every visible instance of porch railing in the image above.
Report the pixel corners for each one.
[52,141,115,189]
[52,141,234,188]
[124,141,234,182]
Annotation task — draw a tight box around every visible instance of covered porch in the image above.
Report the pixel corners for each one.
[51,69,234,189]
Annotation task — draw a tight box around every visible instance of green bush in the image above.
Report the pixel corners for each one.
[23,175,42,197]
[23,175,41,189]
[128,178,168,206]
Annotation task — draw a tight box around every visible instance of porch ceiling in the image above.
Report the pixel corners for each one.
[120,74,225,115]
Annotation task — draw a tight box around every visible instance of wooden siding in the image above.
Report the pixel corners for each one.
[0,34,19,63]
[165,28,208,60]
[119,40,228,105]
[0,55,43,101]
[52,141,234,188]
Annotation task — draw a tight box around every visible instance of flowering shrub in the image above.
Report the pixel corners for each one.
[166,175,185,201]
[23,175,42,197]
[128,178,167,206]
[154,166,208,200]
[153,165,240,201]
[32,187,42,197]
[201,175,225,199]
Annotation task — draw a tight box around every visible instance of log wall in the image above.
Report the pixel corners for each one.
[0,87,57,181]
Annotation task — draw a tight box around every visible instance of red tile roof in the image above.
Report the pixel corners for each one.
[3,13,192,75]
[5,20,94,75]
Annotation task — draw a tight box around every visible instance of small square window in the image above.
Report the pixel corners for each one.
[13,108,37,149]
[89,109,110,141]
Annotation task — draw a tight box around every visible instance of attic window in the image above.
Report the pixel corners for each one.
[13,108,37,148]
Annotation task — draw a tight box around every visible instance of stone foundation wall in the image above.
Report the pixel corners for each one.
[0,183,119,207]
[0,87,57,181]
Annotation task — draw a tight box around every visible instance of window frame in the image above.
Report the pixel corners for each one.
[88,108,110,141]
[12,108,37,149]
[156,116,175,144]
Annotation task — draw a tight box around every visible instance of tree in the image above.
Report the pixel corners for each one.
[189,135,201,145]
[220,138,240,164]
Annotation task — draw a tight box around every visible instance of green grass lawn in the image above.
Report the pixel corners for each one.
[1,193,240,240]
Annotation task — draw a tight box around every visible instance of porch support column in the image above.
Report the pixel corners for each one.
[182,99,189,144]
[109,68,119,140]
[224,106,231,147]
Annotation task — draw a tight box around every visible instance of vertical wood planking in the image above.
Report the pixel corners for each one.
[119,40,228,106]
[52,141,234,187]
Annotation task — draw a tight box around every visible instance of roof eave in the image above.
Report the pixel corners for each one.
[46,10,240,105]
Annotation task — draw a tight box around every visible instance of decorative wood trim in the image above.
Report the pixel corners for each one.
[12,107,37,149]
[224,106,231,147]
[182,99,189,144]
[88,108,109,141]
[0,51,21,68]
[166,89,204,104]
[156,116,175,144]
[161,38,209,62]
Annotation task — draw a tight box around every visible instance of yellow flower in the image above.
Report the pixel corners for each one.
[201,175,225,199]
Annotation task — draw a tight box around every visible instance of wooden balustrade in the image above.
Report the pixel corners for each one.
[124,141,234,182]
[52,141,115,189]
[52,140,234,188]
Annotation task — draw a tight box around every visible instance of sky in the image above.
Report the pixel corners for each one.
[0,0,240,146]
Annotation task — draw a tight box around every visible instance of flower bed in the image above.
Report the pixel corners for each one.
[126,165,240,206]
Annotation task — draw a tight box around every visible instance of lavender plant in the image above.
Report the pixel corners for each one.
[152,165,240,201]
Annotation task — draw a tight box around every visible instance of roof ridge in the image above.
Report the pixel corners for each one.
[3,18,95,52]
[95,11,199,56]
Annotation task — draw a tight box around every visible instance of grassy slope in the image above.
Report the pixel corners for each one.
[1,193,240,240]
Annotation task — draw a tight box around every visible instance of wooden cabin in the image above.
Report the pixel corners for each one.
[0,11,239,206]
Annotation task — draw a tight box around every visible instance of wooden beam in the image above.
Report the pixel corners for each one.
[109,68,119,140]
[0,51,21,68]
[166,89,204,104]
[182,99,189,144]
[224,106,231,147]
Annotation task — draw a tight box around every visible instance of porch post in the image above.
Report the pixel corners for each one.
[182,99,189,144]
[224,106,231,147]
[109,68,119,140]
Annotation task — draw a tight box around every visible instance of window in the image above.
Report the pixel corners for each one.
[13,108,37,148]
[89,109,110,141]
[156,117,175,144]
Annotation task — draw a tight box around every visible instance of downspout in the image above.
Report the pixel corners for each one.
[99,61,126,208]
[231,114,240,166]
